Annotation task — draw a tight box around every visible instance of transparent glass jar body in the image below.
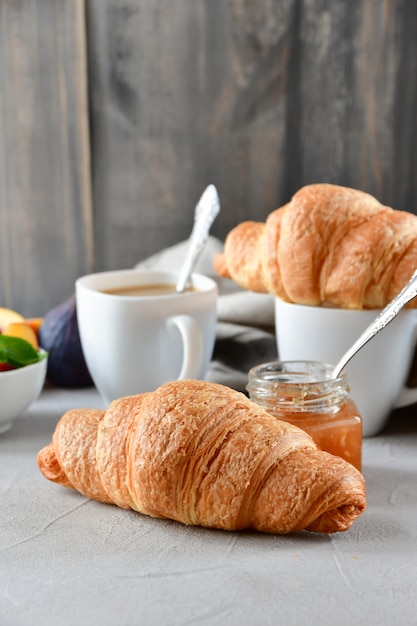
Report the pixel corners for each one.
[247,360,362,471]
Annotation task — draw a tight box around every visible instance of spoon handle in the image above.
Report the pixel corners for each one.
[176,185,221,293]
[332,269,417,378]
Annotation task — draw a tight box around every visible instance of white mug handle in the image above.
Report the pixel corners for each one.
[394,316,417,409]
[167,315,204,380]
[395,385,417,409]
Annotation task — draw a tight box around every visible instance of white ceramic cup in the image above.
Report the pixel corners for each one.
[275,298,417,437]
[76,269,218,403]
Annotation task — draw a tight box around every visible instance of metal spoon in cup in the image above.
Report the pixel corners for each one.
[176,185,221,293]
[332,269,417,378]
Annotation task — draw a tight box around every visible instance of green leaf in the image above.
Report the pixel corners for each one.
[0,335,41,368]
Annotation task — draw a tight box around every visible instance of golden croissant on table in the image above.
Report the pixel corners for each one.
[214,183,417,309]
[38,379,366,534]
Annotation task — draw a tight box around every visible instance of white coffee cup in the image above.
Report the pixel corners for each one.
[275,298,417,437]
[76,269,218,403]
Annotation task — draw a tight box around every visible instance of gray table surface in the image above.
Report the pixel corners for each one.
[1,383,417,626]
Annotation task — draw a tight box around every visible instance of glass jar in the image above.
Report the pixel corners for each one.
[247,360,362,471]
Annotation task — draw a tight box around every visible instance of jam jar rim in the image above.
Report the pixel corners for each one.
[246,359,350,413]
[247,360,347,383]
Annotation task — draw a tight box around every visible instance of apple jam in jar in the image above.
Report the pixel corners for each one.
[247,360,362,471]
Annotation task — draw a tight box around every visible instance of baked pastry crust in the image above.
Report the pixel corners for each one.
[38,379,366,534]
[214,184,417,309]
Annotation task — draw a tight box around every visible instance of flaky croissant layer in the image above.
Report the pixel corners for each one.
[214,183,417,309]
[38,380,366,534]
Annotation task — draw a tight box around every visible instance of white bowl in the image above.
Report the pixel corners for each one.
[0,350,48,434]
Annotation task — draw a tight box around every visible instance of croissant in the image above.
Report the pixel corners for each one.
[38,379,366,534]
[214,183,417,309]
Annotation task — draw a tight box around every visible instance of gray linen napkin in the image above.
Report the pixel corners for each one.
[135,237,277,392]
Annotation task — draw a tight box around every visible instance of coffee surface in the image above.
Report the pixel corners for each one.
[102,283,196,296]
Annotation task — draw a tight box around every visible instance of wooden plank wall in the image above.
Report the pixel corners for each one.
[0,0,93,316]
[1,0,416,316]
